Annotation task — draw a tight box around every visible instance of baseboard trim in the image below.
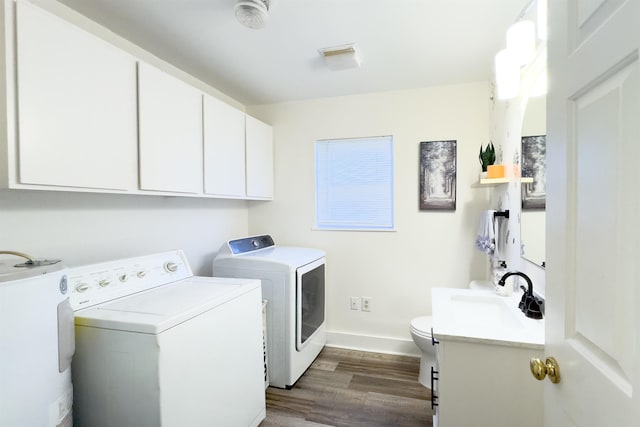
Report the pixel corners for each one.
[326,330,420,357]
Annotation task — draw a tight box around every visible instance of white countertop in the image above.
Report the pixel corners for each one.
[432,287,544,349]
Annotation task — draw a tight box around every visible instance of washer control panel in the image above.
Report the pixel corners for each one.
[68,250,192,311]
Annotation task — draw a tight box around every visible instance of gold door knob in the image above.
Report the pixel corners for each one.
[530,357,561,383]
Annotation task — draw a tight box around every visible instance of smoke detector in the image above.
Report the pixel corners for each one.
[235,0,272,29]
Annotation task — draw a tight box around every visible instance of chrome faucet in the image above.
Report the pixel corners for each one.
[498,271,543,319]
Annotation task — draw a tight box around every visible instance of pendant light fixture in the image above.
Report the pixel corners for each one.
[506,20,536,66]
[494,0,548,99]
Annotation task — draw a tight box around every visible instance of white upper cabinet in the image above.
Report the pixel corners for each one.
[137,62,203,194]
[203,94,246,197]
[245,115,274,199]
[3,1,272,200]
[15,1,137,190]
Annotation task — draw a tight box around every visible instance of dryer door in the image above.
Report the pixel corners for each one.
[295,258,325,351]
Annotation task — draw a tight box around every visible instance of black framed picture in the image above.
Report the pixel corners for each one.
[419,140,457,210]
[521,135,546,209]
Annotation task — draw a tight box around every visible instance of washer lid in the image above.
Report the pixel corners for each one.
[74,276,260,334]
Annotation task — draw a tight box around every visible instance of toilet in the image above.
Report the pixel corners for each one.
[409,316,436,387]
[410,280,494,387]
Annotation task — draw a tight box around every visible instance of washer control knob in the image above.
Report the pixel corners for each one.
[165,262,178,273]
[98,279,111,287]
[76,283,90,293]
[137,270,146,278]
[119,274,128,282]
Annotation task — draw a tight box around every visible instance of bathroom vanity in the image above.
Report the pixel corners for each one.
[431,288,544,427]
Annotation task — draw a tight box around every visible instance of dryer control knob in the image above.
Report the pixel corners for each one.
[137,270,146,278]
[76,283,90,293]
[98,279,111,287]
[119,274,128,282]
[165,262,178,272]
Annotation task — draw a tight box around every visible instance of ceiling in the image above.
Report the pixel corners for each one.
[56,0,530,106]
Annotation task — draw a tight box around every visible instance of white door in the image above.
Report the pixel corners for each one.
[546,0,640,425]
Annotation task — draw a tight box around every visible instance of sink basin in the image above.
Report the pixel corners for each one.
[448,293,524,330]
[432,288,544,348]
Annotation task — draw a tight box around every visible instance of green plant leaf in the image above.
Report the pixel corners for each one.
[479,142,496,172]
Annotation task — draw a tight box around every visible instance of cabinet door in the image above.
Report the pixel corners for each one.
[15,1,137,190]
[203,94,246,197]
[438,340,543,426]
[245,115,273,199]
[138,62,203,194]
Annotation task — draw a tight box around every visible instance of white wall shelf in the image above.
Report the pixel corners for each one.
[477,177,534,186]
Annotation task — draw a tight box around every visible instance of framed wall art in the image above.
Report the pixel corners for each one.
[419,140,457,210]
[521,135,546,209]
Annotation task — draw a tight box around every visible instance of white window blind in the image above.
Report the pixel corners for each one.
[315,136,394,230]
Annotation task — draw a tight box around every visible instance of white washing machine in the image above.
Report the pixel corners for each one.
[68,250,266,427]
[0,252,74,427]
[213,235,326,389]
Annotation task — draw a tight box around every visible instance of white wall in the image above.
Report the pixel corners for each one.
[247,82,493,354]
[0,190,248,275]
[0,0,546,358]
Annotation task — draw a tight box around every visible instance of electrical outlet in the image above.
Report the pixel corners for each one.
[361,297,372,312]
[350,296,360,310]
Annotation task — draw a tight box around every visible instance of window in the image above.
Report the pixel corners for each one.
[315,136,394,230]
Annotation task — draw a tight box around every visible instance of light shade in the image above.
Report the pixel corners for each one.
[495,49,520,99]
[318,44,361,71]
[506,20,536,66]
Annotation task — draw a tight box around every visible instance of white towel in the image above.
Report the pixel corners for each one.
[494,215,507,260]
[475,210,496,255]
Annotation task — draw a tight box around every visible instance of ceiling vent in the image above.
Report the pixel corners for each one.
[318,44,361,71]
[235,0,272,29]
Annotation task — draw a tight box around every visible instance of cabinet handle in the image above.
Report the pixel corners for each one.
[431,327,439,346]
[430,366,439,409]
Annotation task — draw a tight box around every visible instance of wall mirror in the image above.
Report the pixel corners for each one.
[520,90,546,268]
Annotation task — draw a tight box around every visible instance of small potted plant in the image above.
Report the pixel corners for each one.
[479,142,496,178]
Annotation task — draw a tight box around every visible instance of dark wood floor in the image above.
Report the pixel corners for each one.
[260,347,434,427]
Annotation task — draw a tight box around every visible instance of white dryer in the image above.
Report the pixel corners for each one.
[69,250,265,427]
[0,252,74,427]
[213,235,326,389]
